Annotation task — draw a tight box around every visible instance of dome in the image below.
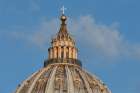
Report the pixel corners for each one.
[15,61,110,93]
[15,11,111,93]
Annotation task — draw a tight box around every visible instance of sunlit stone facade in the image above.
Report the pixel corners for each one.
[15,14,111,93]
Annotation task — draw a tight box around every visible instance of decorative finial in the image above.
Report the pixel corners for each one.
[61,6,67,15]
[60,6,67,24]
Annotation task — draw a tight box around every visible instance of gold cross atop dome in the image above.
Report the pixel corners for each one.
[61,6,67,15]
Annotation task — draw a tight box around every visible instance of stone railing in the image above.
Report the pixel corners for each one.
[44,58,82,67]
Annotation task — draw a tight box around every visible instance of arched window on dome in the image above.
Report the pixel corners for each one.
[56,47,58,58]
[66,47,69,58]
[61,47,64,59]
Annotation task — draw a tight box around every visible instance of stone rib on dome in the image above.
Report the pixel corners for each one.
[15,64,111,93]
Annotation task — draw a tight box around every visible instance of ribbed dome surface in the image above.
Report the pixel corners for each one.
[15,62,111,93]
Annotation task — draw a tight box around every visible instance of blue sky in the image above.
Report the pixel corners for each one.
[0,0,140,93]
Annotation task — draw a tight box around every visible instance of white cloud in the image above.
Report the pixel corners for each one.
[69,16,124,57]
[11,15,140,59]
[11,18,59,50]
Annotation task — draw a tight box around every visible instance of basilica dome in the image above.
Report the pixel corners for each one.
[15,13,111,93]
